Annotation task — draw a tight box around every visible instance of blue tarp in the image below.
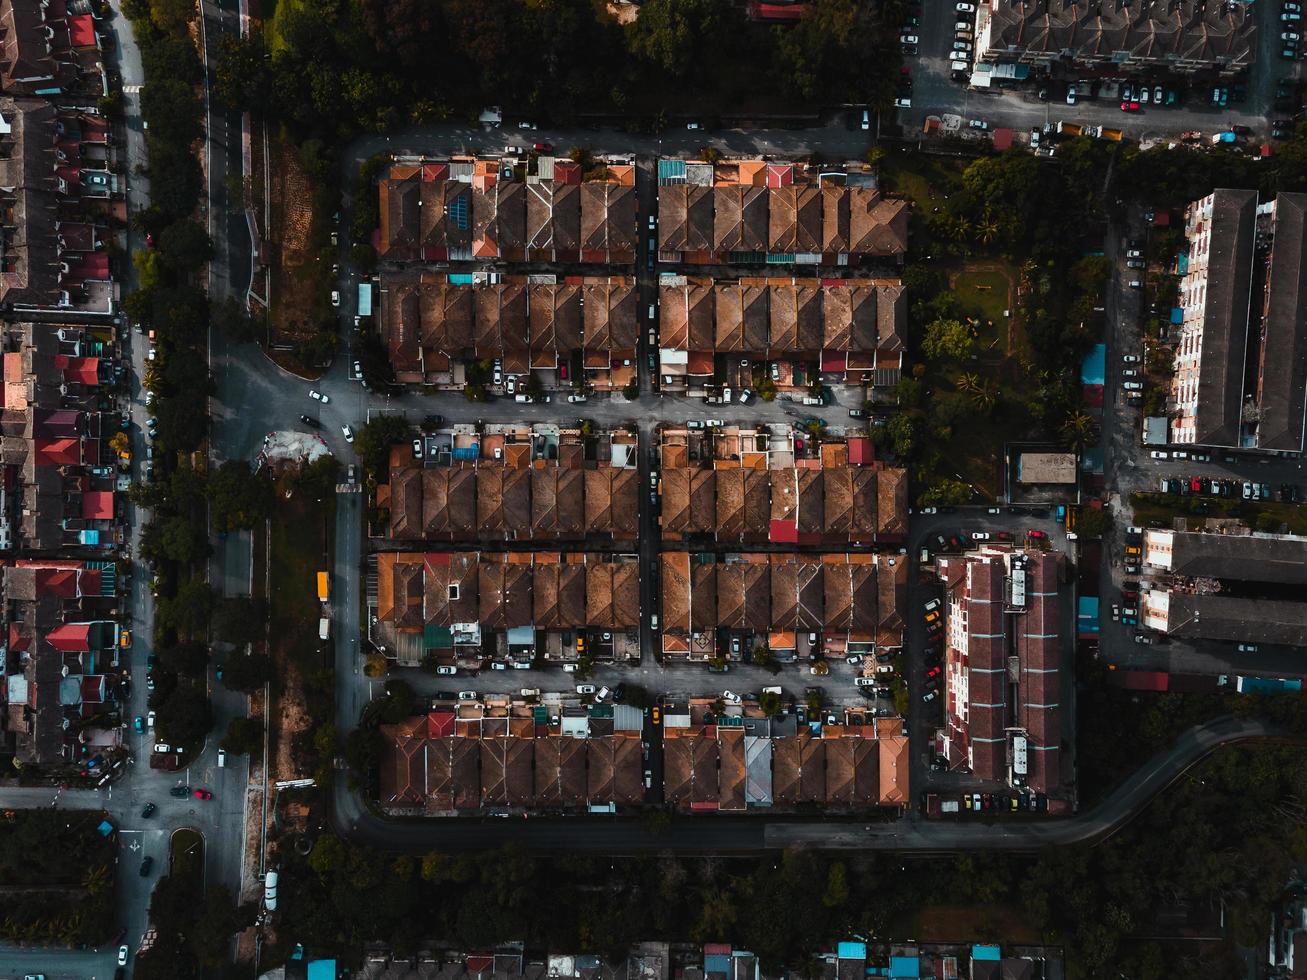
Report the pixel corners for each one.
[307,960,337,980]
[972,945,1002,961]
[888,956,920,979]
[1237,676,1303,694]
[1080,343,1105,384]
[451,445,480,461]
[705,955,731,976]
[1176,252,1189,275]
[448,274,475,285]
[357,283,373,317]
[1171,307,1184,324]
[838,943,867,960]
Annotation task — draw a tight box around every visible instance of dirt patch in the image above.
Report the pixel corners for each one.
[915,904,1044,944]
[266,134,327,373]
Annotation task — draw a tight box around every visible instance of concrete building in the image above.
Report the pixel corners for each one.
[934,547,1065,794]
[974,0,1257,77]
[1170,190,1307,453]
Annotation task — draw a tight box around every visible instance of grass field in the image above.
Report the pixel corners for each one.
[269,493,330,670]
[1130,492,1307,534]
[953,268,1012,328]
[169,827,204,879]
[912,904,1044,944]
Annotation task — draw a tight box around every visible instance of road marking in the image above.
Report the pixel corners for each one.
[124,84,143,93]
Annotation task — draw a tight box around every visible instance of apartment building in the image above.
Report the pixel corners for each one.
[655,158,907,266]
[1142,529,1307,646]
[1171,190,1307,453]
[934,548,1064,794]
[973,0,1257,77]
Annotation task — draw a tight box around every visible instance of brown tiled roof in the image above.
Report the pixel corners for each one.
[422,180,472,252]
[824,467,854,536]
[770,558,798,628]
[379,719,427,806]
[585,562,616,627]
[480,737,510,805]
[551,184,582,252]
[383,277,421,374]
[558,563,587,626]
[690,562,718,633]
[773,735,825,804]
[534,736,586,807]
[876,281,906,353]
[825,736,878,806]
[429,736,481,810]
[612,563,640,628]
[713,186,768,252]
[665,730,720,808]
[613,735,644,804]
[715,469,745,540]
[421,279,475,355]
[771,469,797,524]
[796,557,824,627]
[379,173,420,259]
[824,561,853,632]
[849,188,909,256]
[503,467,530,531]
[611,468,638,532]
[821,186,851,253]
[876,468,908,536]
[688,469,716,533]
[426,554,479,624]
[796,469,823,535]
[718,727,746,812]
[530,468,559,536]
[660,279,715,351]
[876,557,907,647]
[477,467,505,533]
[661,552,691,632]
[661,466,692,534]
[878,735,908,805]
[1258,193,1307,452]
[966,559,1008,782]
[586,735,616,803]
[850,560,877,635]
[388,467,423,539]
[557,469,585,534]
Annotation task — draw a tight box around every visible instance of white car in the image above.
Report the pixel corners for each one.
[330,290,340,307]
[968,119,988,130]
[1122,354,1140,363]
[341,423,354,443]
[119,945,130,966]
[1066,84,1077,105]
[706,418,724,427]
[153,742,172,753]
[875,664,895,675]
[435,665,457,675]
[1123,381,1143,391]
[309,389,328,403]
[721,690,742,704]
[924,598,941,612]
[955,19,971,29]
[854,677,877,687]
[1236,642,1259,652]
[972,531,991,540]
[1149,450,1169,459]
[568,393,587,403]
[686,122,702,130]
[957,2,976,11]
[1284,29,1301,39]
[457,691,478,701]
[146,710,156,729]
[576,684,596,695]
[505,376,517,394]
[901,33,920,44]
[562,663,577,673]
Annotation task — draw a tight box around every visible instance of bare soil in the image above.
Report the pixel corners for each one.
[266,135,324,361]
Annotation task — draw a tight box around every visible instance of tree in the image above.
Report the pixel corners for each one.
[622,377,640,400]
[157,581,214,639]
[148,0,197,33]
[1061,410,1099,451]
[919,478,972,507]
[160,515,210,564]
[158,641,209,677]
[152,683,212,747]
[887,414,917,458]
[210,296,259,343]
[822,861,849,908]
[308,833,346,876]
[212,597,267,648]
[759,691,782,716]
[220,654,273,693]
[220,716,263,756]
[213,32,272,111]
[626,0,735,81]
[190,887,255,966]
[156,221,213,276]
[1076,507,1112,539]
[355,414,411,480]
[207,460,273,531]
[140,78,203,148]
[922,318,974,361]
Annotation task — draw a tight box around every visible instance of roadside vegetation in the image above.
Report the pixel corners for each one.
[0,810,117,945]
[268,724,1307,977]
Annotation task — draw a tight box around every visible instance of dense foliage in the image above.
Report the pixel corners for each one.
[272,735,1306,978]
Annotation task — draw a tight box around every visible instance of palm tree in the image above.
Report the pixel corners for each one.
[955,372,982,396]
[978,209,1000,246]
[82,864,110,896]
[1061,410,1098,450]
[953,215,973,242]
[970,380,999,413]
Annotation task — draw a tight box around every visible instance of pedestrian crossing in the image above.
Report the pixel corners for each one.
[335,484,362,494]
[124,84,143,94]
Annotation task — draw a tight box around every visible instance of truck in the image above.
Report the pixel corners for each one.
[1099,127,1123,142]
[1211,130,1237,145]
[1056,121,1083,137]
[926,794,961,818]
[318,617,330,641]
[316,571,330,603]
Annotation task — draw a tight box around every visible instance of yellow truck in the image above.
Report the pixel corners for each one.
[316,571,330,603]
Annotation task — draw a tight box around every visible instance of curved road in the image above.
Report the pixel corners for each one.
[328,715,1278,853]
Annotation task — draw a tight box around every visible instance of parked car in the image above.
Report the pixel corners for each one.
[922,690,938,703]
[308,389,328,403]
[139,856,153,877]
[141,802,156,819]
[193,789,213,800]
[1236,642,1259,652]
[341,423,354,443]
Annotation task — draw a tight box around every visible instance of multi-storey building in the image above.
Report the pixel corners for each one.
[1171,189,1307,453]
[934,547,1064,794]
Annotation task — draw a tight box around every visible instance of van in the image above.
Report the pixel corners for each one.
[648,304,656,320]
[1128,280,1143,289]
[519,688,539,698]
[860,109,870,130]
[514,393,530,403]
[217,748,227,768]
[596,686,611,702]
[762,685,783,695]
[457,691,478,701]
[855,677,877,687]
[802,395,823,405]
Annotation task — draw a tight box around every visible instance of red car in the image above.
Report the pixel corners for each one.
[1120,100,1140,112]
[532,142,554,153]
[193,789,213,800]
[1190,476,1202,492]
[925,665,941,680]
[1028,529,1047,540]
[995,530,1014,541]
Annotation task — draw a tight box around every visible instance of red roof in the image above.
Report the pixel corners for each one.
[68,14,96,47]
[56,356,100,385]
[8,623,29,653]
[766,164,794,188]
[34,438,83,466]
[821,351,848,372]
[81,491,113,520]
[37,568,79,597]
[45,623,92,653]
[749,1,807,18]
[427,710,455,738]
[847,437,873,465]
[80,675,107,703]
[553,160,583,185]
[992,128,1014,150]
[769,518,799,544]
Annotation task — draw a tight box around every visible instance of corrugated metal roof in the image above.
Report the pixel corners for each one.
[658,159,687,184]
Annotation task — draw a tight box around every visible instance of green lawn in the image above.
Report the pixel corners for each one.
[953,268,1012,330]
[269,493,332,669]
[169,828,204,879]
[879,152,962,208]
